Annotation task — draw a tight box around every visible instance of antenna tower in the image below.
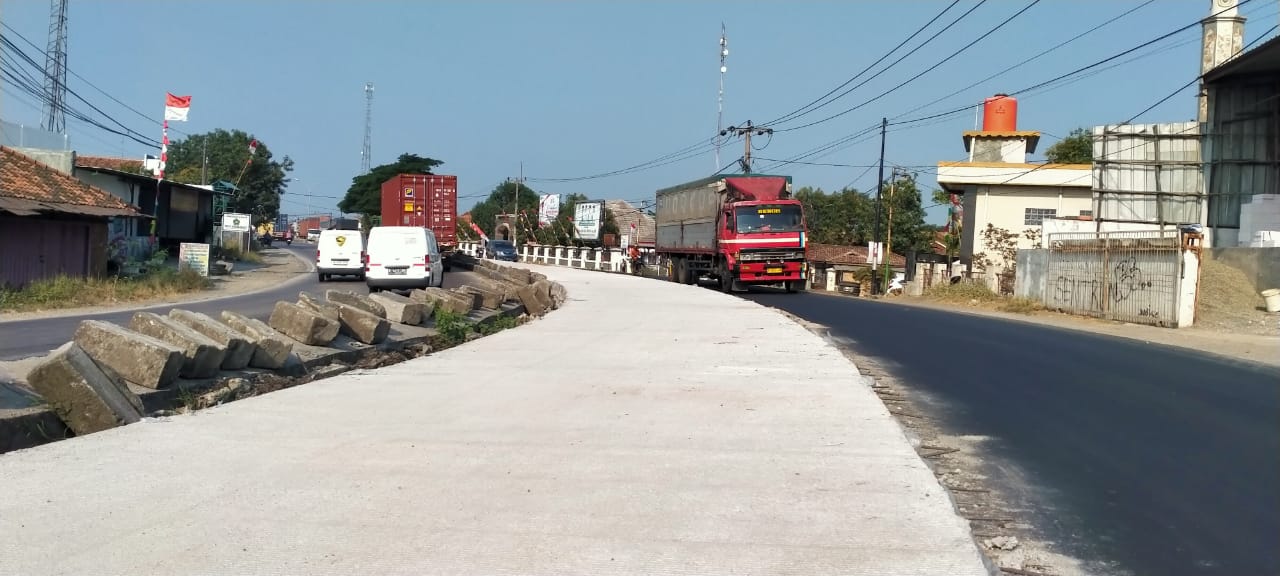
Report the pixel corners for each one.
[42,0,69,134]
[715,24,728,171]
[361,82,375,173]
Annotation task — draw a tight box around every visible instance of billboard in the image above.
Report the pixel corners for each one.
[573,201,604,241]
[538,194,560,228]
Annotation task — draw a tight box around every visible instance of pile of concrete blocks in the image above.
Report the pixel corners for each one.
[465,260,567,316]
[17,269,557,447]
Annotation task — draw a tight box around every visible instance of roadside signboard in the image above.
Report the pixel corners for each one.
[221,212,251,233]
[179,242,210,276]
[573,201,604,241]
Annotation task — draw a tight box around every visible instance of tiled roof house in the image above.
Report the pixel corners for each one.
[0,146,142,287]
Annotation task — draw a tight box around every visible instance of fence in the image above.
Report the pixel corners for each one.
[1043,230,1185,326]
[458,242,639,274]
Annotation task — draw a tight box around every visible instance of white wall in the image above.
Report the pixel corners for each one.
[968,185,1092,271]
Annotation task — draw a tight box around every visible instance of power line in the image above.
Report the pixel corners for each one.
[759,0,966,128]
[888,0,1156,125]
[771,0,1043,133]
[0,20,186,137]
[889,0,1260,130]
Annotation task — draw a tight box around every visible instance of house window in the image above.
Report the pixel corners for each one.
[1024,207,1057,226]
[1079,210,1093,217]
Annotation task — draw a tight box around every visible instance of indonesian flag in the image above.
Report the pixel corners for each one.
[248,139,258,155]
[164,93,191,121]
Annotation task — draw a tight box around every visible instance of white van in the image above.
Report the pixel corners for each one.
[364,226,444,291]
[316,229,366,282]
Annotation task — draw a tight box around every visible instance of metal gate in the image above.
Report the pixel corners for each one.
[1044,230,1182,327]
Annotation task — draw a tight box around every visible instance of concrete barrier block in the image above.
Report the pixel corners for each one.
[334,303,390,345]
[168,309,255,370]
[367,292,426,325]
[27,342,144,435]
[298,292,341,321]
[326,290,387,318]
[503,267,533,284]
[530,272,548,283]
[268,301,340,346]
[220,311,294,370]
[129,312,226,379]
[73,320,184,389]
[458,285,503,309]
[530,279,554,311]
[549,281,568,309]
[449,288,484,311]
[410,288,471,315]
[518,283,549,316]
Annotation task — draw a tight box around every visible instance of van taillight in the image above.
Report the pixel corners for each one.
[316,250,320,261]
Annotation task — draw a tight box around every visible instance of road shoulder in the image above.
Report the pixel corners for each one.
[823,291,1280,368]
[0,247,313,325]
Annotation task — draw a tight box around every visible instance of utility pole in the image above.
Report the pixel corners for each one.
[872,117,887,296]
[884,166,900,295]
[722,120,773,173]
[42,0,68,134]
[507,163,525,245]
[201,138,208,185]
[715,24,728,172]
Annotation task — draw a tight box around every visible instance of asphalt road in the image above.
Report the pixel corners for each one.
[0,244,475,362]
[743,290,1280,576]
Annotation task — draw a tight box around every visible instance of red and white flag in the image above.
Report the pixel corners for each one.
[164,93,191,122]
[248,139,258,155]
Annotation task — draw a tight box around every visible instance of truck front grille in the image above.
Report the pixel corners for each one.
[737,249,804,262]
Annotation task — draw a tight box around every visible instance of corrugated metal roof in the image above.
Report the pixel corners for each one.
[1203,34,1280,83]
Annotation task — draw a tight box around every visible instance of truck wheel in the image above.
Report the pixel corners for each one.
[678,259,693,285]
[718,263,733,293]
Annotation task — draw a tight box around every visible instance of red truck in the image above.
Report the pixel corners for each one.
[655,174,807,293]
[380,173,458,267]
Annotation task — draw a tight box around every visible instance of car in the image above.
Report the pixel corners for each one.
[364,226,445,291]
[306,228,321,242]
[486,239,518,262]
[316,229,365,282]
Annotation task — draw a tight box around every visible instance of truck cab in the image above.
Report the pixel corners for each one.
[656,174,808,293]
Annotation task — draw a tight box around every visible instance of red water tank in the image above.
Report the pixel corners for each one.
[982,94,1018,132]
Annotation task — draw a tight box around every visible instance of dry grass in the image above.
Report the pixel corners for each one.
[998,297,1044,314]
[223,247,264,264]
[923,280,1000,303]
[0,268,212,313]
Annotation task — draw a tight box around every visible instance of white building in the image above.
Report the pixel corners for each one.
[935,98,1092,287]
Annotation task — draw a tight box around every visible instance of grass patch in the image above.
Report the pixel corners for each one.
[922,280,1000,303]
[432,308,472,347]
[998,297,1043,314]
[223,247,264,264]
[0,268,212,313]
[476,314,519,336]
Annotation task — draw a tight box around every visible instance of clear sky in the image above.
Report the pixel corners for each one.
[2,0,1277,224]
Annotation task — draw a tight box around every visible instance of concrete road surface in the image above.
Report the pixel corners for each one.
[0,244,476,361]
[0,266,988,576]
[744,290,1280,576]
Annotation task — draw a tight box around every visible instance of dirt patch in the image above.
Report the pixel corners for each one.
[1195,258,1278,336]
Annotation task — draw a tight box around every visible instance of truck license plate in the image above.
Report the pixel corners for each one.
[766,267,783,274]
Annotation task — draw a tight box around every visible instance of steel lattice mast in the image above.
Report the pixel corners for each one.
[42,0,68,134]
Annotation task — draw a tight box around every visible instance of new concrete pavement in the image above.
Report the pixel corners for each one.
[0,265,988,576]
[0,244,476,361]
[745,290,1280,576]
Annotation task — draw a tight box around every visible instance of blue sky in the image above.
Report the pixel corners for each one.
[2,0,1277,224]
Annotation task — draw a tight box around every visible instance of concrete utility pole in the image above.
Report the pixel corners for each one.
[884,166,901,294]
[721,120,773,173]
[507,163,526,244]
[872,117,887,296]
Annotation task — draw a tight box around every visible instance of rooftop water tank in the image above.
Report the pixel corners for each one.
[982,94,1018,132]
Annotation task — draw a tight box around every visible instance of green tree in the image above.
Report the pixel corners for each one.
[166,129,294,222]
[338,153,444,215]
[1044,127,1093,164]
[467,180,542,241]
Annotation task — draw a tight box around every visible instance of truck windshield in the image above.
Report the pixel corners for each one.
[735,204,803,234]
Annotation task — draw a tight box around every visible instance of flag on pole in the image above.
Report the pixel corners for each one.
[164,93,191,122]
[248,139,258,155]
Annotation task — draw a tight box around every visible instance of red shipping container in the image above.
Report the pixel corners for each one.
[380,174,458,249]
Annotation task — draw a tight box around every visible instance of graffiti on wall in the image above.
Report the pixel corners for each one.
[1043,232,1180,327]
